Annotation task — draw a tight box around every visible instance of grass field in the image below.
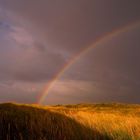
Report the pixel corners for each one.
[0,103,140,140]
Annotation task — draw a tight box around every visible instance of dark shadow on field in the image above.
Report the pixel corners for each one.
[0,103,112,140]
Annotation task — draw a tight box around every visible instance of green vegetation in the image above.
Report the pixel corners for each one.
[0,103,140,140]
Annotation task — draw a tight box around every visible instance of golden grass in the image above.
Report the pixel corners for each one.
[0,103,140,140]
[43,103,140,140]
[69,112,140,139]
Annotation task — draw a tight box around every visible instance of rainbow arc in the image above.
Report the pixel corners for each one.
[38,21,140,104]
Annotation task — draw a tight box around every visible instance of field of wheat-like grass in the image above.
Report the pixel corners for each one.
[0,103,140,140]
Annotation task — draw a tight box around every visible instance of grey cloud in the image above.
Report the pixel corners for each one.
[1,0,140,54]
[0,13,67,82]
[0,0,140,104]
[55,27,140,103]
[44,79,140,105]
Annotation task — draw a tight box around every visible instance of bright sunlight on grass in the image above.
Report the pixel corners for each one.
[0,103,140,140]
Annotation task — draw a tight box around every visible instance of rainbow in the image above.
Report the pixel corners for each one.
[38,21,140,104]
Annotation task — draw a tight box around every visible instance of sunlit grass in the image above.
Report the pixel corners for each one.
[44,103,140,139]
[0,103,140,140]
[68,112,140,139]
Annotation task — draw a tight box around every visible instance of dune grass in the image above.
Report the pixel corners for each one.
[0,103,140,140]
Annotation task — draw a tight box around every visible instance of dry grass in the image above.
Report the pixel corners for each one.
[45,103,140,140]
[68,112,140,140]
[0,103,140,140]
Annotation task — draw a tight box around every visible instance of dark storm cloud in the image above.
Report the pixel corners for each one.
[0,12,66,82]
[12,45,66,82]
[1,0,140,53]
[49,26,140,104]
[0,0,140,104]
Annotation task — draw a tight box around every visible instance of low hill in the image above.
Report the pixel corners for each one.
[0,103,140,140]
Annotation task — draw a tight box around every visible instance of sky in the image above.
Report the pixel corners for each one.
[0,0,140,104]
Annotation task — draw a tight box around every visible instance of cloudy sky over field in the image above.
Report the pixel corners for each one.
[0,0,140,104]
